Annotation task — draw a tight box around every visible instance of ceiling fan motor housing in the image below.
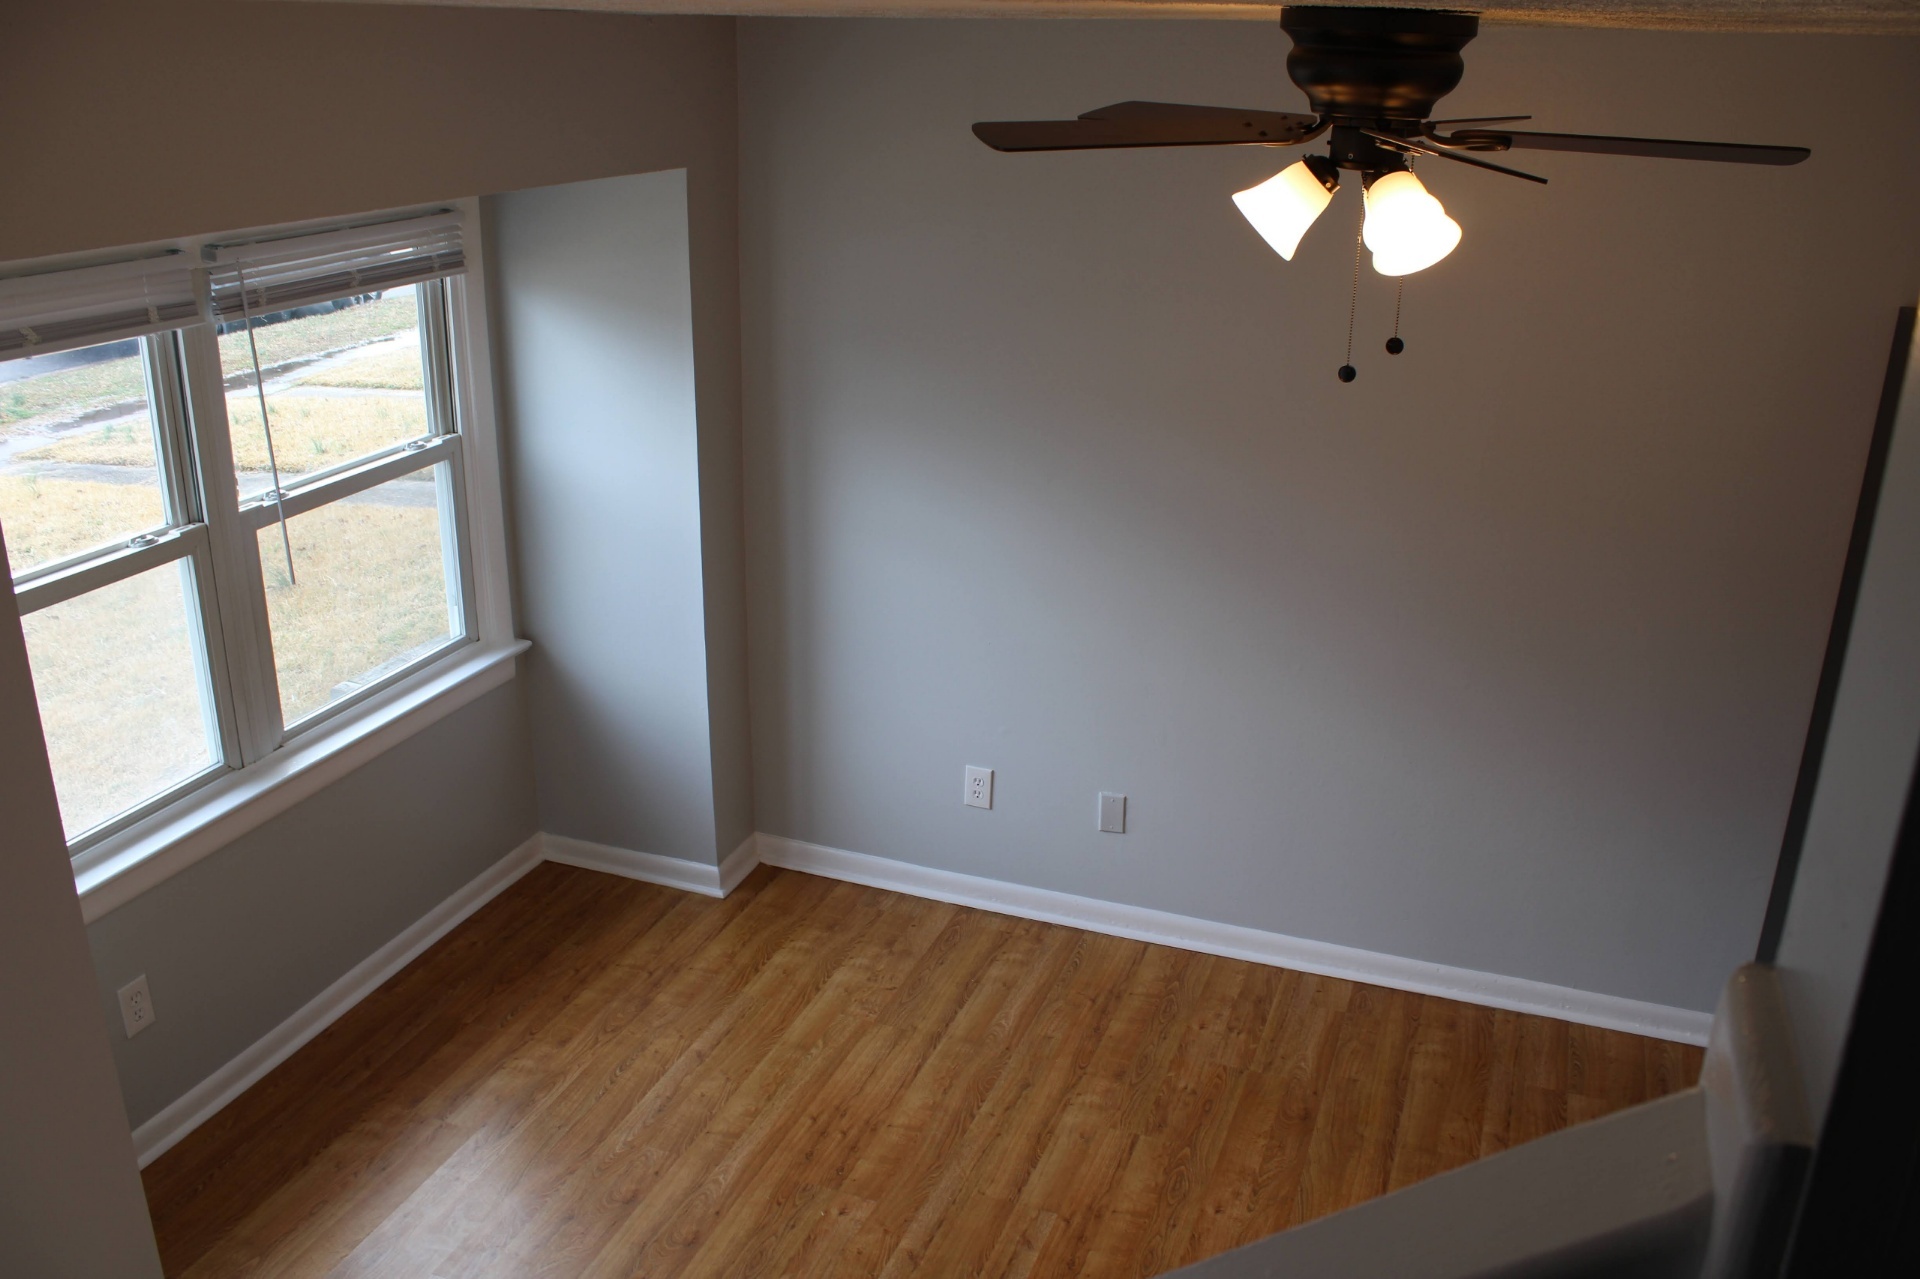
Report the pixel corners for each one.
[1283,6,1478,170]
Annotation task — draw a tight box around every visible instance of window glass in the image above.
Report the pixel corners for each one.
[0,338,168,575]
[259,463,457,724]
[220,284,433,500]
[20,561,220,838]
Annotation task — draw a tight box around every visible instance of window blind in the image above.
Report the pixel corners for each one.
[0,253,200,359]
[203,211,464,321]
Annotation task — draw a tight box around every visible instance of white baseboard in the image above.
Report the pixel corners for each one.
[133,831,761,1166]
[133,826,1708,1169]
[130,834,544,1169]
[755,835,1713,1046]
[717,833,763,894]
[540,832,760,898]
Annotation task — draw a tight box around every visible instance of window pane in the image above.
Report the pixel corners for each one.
[259,463,457,724]
[220,285,432,500]
[1,338,168,576]
[20,561,220,839]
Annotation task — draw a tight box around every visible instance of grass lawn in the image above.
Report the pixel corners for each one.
[297,343,423,390]
[0,351,148,434]
[0,474,167,576]
[261,483,451,722]
[216,293,419,379]
[22,391,428,478]
[225,392,429,478]
[22,563,219,837]
[11,472,451,836]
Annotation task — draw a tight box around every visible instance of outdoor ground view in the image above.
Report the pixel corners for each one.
[0,286,455,840]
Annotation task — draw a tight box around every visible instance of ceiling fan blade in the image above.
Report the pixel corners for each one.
[973,102,1321,152]
[1362,130,1548,185]
[1439,128,1811,166]
[1427,115,1532,127]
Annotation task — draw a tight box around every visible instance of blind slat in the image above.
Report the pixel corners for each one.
[0,211,466,362]
[0,253,199,359]
[204,212,464,321]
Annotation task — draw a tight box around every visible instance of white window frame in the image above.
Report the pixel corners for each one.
[1,199,524,922]
[217,278,478,749]
[10,333,241,833]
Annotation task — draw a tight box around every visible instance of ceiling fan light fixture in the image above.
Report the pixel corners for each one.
[1362,170,1461,276]
[1232,156,1339,261]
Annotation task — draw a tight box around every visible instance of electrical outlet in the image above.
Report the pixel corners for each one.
[965,766,994,810]
[1099,792,1127,834]
[117,974,155,1038]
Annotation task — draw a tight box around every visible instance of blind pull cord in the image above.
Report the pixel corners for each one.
[234,262,296,585]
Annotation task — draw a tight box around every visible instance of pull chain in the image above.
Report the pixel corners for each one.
[1385,156,1409,357]
[1339,197,1361,384]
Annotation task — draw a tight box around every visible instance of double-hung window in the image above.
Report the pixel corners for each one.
[1,211,491,859]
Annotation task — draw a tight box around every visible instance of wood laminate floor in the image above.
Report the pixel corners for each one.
[144,862,1703,1277]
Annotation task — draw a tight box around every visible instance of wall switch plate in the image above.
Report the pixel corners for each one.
[965,766,994,809]
[117,974,155,1038]
[1098,792,1127,834]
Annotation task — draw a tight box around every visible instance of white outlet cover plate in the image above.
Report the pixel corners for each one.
[965,766,994,810]
[118,974,155,1038]
[1099,792,1127,834]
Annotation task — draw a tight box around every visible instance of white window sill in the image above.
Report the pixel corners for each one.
[73,638,530,925]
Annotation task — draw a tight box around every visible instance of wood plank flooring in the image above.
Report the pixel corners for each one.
[144,862,1703,1277]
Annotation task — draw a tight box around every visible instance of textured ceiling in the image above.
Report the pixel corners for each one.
[320,0,1920,35]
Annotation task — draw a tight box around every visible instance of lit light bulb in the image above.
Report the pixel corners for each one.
[1233,157,1339,261]
[1362,171,1461,276]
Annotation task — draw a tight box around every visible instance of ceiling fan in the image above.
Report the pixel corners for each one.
[972,5,1810,379]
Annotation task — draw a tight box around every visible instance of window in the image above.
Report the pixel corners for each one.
[1,213,484,853]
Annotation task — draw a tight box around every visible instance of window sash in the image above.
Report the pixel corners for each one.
[192,276,477,772]
[8,331,246,849]
[10,335,194,592]
[238,435,459,528]
[223,278,477,743]
[30,551,236,850]
[249,443,478,743]
[15,522,206,613]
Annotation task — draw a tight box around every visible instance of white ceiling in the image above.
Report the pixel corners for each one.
[320,0,1920,35]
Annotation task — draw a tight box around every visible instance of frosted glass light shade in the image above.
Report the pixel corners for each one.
[1362,171,1461,276]
[1233,160,1336,261]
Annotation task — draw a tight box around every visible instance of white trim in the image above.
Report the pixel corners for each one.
[718,833,763,894]
[540,832,761,899]
[754,835,1713,1046]
[234,435,458,528]
[75,640,529,923]
[130,834,543,1169]
[448,198,518,648]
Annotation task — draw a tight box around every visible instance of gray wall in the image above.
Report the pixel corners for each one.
[0,545,162,1276]
[86,682,539,1130]
[1,2,738,263]
[1773,315,1920,1125]
[738,18,1920,1014]
[490,170,752,865]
